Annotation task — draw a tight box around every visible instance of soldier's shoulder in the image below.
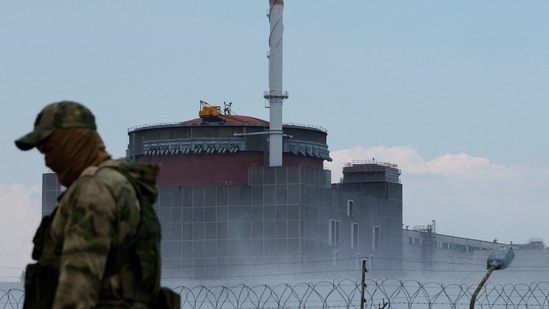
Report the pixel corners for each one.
[79,159,132,187]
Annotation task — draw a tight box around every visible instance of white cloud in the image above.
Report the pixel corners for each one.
[0,183,42,282]
[325,146,549,244]
[326,145,543,181]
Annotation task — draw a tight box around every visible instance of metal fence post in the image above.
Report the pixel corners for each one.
[361,258,368,309]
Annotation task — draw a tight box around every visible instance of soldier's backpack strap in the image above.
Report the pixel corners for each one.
[100,163,164,304]
[101,162,180,308]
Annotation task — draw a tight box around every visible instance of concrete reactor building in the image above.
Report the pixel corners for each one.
[125,103,403,280]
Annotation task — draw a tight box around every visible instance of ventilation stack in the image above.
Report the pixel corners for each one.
[264,0,288,167]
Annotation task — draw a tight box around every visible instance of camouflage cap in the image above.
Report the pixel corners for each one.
[15,101,97,151]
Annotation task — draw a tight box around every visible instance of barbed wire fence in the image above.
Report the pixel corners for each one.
[2,279,549,308]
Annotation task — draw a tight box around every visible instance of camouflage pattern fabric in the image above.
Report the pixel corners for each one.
[49,158,160,309]
[15,101,97,151]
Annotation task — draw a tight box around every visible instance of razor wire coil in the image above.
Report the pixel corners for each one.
[2,279,549,308]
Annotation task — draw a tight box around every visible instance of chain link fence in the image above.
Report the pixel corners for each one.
[3,279,549,308]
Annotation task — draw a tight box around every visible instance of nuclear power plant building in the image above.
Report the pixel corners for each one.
[125,110,403,279]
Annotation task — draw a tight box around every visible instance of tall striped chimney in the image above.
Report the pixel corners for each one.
[264,0,288,167]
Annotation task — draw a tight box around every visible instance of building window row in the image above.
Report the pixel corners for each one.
[328,220,381,253]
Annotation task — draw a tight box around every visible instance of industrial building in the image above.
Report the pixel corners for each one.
[124,104,403,279]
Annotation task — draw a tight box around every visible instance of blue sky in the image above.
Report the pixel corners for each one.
[1,1,548,281]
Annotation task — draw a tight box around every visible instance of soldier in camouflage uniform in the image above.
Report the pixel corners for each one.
[15,101,164,309]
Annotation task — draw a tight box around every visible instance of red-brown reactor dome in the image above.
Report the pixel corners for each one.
[127,114,331,187]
